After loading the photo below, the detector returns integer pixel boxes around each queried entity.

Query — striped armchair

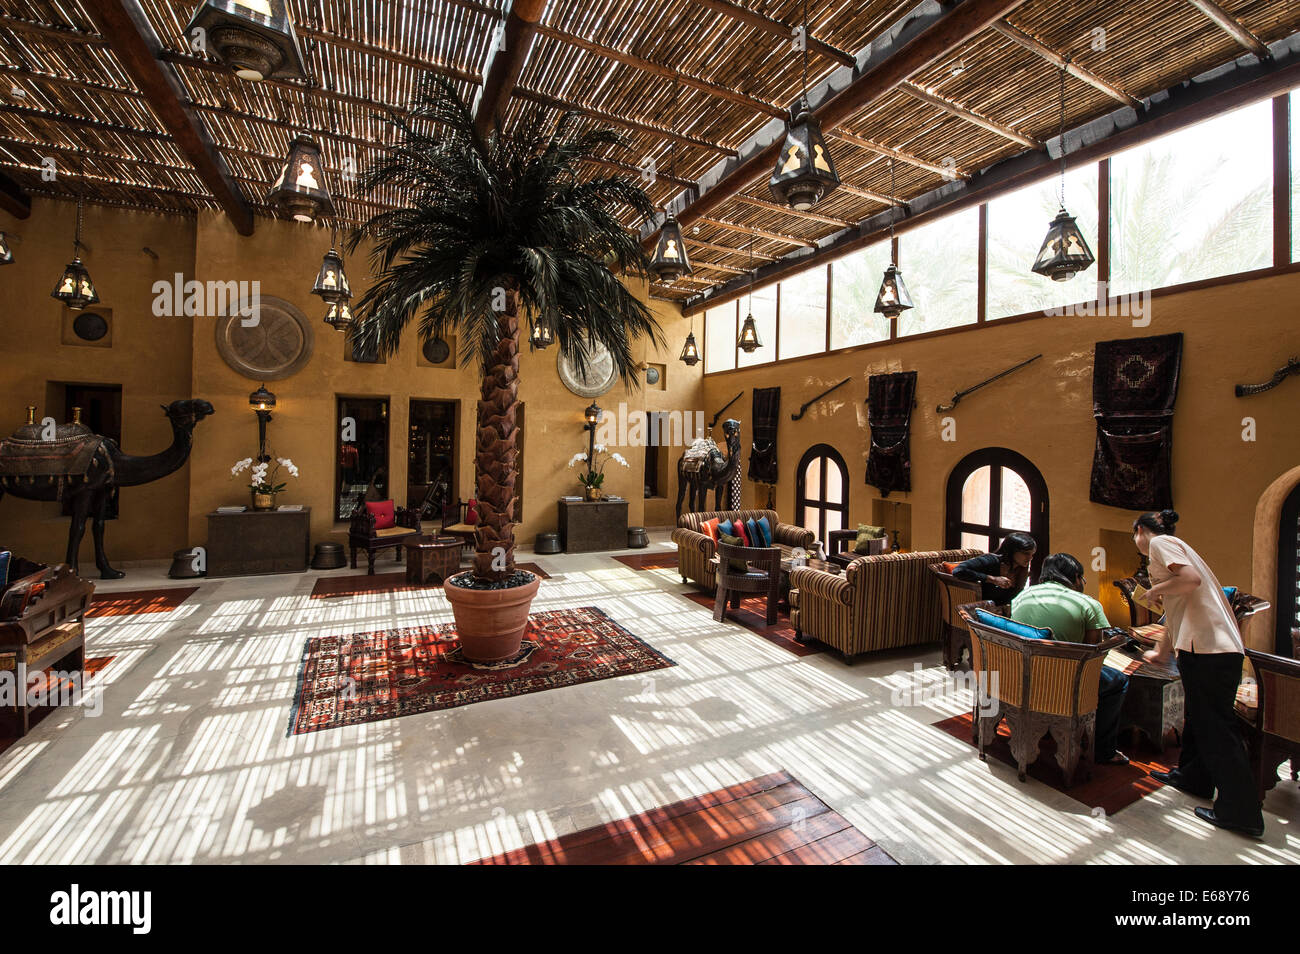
[671,510,814,591]
[960,601,1122,788]
[788,548,980,661]
[1242,649,1300,801]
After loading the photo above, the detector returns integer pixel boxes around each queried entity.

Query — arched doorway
[945,448,1049,579]
[1274,482,1300,656]
[796,444,849,550]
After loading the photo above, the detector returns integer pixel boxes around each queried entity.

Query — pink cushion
[365,500,396,530]
[733,521,749,547]
[466,499,479,525]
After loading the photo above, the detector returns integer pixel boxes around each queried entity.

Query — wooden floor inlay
[472,770,897,865]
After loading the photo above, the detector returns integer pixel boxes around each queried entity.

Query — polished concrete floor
[0,533,1295,865]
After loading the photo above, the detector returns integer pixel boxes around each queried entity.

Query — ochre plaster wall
[702,269,1300,636]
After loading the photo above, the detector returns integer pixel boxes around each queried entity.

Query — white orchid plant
[567,443,628,490]
[231,455,300,495]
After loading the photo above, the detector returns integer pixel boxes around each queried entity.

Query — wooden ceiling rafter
[686,236,779,261]
[474,0,548,135]
[1185,0,1272,58]
[989,20,1140,107]
[897,81,1041,148]
[730,193,854,228]
[691,0,856,68]
[696,216,818,248]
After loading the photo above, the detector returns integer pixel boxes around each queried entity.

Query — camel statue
[0,399,215,579]
[675,418,742,518]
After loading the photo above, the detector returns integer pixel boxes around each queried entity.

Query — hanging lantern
[184,0,307,82]
[770,95,839,211]
[311,245,350,303]
[874,264,913,319]
[267,134,334,223]
[1032,208,1095,282]
[323,300,353,331]
[51,198,98,311]
[1032,59,1094,283]
[679,329,700,366]
[650,213,692,282]
[529,317,554,350]
[737,312,763,353]
[0,232,13,265]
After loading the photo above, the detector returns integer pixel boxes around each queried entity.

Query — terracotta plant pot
[443,572,542,663]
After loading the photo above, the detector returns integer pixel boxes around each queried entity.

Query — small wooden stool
[405,535,464,585]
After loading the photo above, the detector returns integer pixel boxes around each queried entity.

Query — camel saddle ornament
[0,429,111,499]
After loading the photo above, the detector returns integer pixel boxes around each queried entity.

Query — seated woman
[954,532,1036,604]
[1010,552,1129,766]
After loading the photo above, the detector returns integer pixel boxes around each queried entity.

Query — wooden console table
[206,508,311,576]
[557,499,629,553]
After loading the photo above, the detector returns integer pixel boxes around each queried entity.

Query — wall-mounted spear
[936,354,1041,413]
[792,377,851,420]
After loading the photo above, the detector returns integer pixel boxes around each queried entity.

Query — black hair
[1134,509,1179,535]
[1039,553,1085,590]
[994,532,1037,561]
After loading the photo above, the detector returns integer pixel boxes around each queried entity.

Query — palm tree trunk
[472,290,521,581]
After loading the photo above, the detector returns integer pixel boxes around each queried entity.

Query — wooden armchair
[1114,577,1270,643]
[347,495,421,575]
[713,541,781,626]
[960,601,1122,788]
[828,529,887,569]
[1242,649,1300,801]
[929,563,983,672]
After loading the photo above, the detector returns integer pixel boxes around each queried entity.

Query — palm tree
[349,75,663,583]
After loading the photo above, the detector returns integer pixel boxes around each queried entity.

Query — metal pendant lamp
[769,0,839,211]
[51,196,99,311]
[737,234,763,353]
[874,159,913,319]
[1032,59,1095,282]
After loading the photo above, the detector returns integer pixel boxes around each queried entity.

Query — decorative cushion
[717,519,734,538]
[974,607,1051,641]
[0,550,9,590]
[941,562,960,574]
[701,518,721,544]
[1222,586,1238,603]
[365,500,396,530]
[718,533,748,572]
[854,525,887,554]
[466,498,479,525]
[733,521,749,547]
[755,516,773,547]
[745,519,764,548]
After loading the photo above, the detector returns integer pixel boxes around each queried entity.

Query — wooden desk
[557,499,628,553]
[206,507,311,576]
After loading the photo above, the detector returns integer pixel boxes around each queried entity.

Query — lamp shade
[267,134,334,223]
[650,213,692,282]
[0,232,12,265]
[769,96,839,211]
[1032,208,1095,282]
[311,246,350,303]
[248,384,277,411]
[323,300,353,331]
[679,330,700,366]
[51,257,99,311]
[873,264,913,319]
[737,312,762,353]
[529,318,554,350]
[584,402,603,425]
[185,0,307,82]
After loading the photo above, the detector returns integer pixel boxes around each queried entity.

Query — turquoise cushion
[0,551,9,590]
[717,519,734,538]
[755,516,773,547]
[1222,586,1238,602]
[975,607,1051,641]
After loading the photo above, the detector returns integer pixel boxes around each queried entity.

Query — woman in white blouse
[1133,510,1263,838]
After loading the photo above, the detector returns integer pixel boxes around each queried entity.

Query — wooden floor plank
[836,845,901,865]
[685,811,855,865]
[760,826,881,865]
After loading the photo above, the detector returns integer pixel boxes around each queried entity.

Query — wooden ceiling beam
[990,20,1141,108]
[692,0,856,67]
[1185,0,1272,59]
[686,237,779,261]
[514,87,738,156]
[898,81,1041,148]
[295,27,482,86]
[81,0,253,235]
[0,168,31,218]
[0,15,105,45]
[697,216,818,248]
[828,129,968,178]
[731,193,853,228]
[474,0,547,135]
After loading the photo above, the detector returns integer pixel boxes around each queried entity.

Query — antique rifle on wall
[935,354,1042,413]
[709,392,744,430]
[1235,357,1300,397]
[792,377,851,420]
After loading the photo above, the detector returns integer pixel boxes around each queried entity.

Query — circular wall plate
[72,311,108,341]
[645,366,661,386]
[422,336,450,364]
[557,339,619,398]
[213,295,314,381]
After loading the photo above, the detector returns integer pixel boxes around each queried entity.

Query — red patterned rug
[932,712,1180,815]
[683,592,821,658]
[289,607,674,734]
[611,552,680,571]
[0,656,116,756]
[310,563,551,599]
[88,588,198,617]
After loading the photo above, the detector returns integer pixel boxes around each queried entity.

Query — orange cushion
[942,562,959,574]
[365,499,396,530]
[701,518,721,543]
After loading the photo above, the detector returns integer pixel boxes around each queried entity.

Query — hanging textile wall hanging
[1089,332,1183,510]
[866,371,917,497]
[747,386,781,485]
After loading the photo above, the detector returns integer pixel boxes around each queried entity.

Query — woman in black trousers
[1134,510,1264,838]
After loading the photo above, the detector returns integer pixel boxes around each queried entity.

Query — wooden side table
[405,535,464,585]
[206,508,311,576]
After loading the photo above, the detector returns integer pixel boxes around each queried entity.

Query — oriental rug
[932,711,1180,815]
[472,770,896,865]
[87,588,198,617]
[310,563,550,599]
[288,606,674,734]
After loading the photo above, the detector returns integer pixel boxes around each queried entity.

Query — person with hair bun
[1133,509,1264,838]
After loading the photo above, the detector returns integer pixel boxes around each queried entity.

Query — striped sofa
[672,509,815,591]
[789,547,981,661]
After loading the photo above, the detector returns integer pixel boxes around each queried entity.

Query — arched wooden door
[1275,481,1300,656]
[796,444,849,550]
[945,448,1049,579]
